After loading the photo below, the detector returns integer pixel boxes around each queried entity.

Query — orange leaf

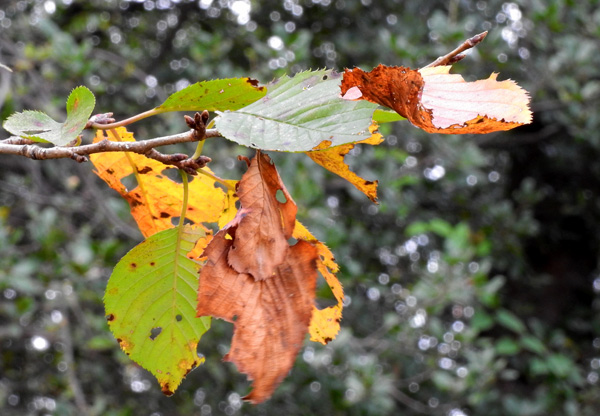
[307,124,383,203]
[341,64,532,134]
[197,233,317,403]
[90,127,227,237]
[226,152,296,280]
[293,221,344,344]
[197,151,319,403]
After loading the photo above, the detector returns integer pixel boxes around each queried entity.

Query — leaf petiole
[178,169,189,228]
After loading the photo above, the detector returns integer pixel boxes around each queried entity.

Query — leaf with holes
[105,225,210,395]
[3,86,95,145]
[197,151,319,403]
[215,69,379,152]
[156,78,266,113]
[90,127,227,237]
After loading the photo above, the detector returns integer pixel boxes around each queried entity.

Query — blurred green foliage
[1,0,600,415]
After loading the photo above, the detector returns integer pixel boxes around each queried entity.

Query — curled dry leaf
[341,64,532,134]
[197,151,319,403]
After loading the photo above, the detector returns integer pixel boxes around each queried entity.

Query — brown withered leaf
[227,152,296,280]
[341,64,532,134]
[197,151,319,403]
[197,232,317,403]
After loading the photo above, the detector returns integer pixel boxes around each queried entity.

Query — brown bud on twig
[184,110,210,141]
[86,113,116,128]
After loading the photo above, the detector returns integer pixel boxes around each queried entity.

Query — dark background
[1,0,599,415]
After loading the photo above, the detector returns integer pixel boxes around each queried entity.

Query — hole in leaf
[275,189,287,203]
[149,327,162,340]
[176,315,182,322]
[314,272,337,310]
[204,222,220,233]
[171,216,196,226]
[161,168,194,183]
[235,200,241,210]
[120,173,137,191]
[214,182,228,193]
[288,237,298,245]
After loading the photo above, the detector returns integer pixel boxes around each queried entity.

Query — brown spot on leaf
[161,383,174,396]
[160,212,170,218]
[108,287,118,295]
[137,166,153,174]
[106,314,115,322]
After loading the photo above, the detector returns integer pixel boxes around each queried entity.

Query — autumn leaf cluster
[2,35,531,402]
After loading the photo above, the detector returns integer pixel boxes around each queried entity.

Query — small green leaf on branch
[3,86,95,145]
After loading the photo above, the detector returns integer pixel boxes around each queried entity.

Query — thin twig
[422,31,488,68]
[60,302,91,415]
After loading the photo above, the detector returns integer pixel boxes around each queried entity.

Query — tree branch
[0,128,221,173]
[422,31,488,68]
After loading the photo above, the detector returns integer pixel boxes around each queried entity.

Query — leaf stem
[197,168,236,191]
[191,139,205,160]
[91,108,162,130]
[178,169,189,228]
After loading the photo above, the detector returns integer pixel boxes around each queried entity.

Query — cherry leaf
[215,69,378,152]
[105,225,211,396]
[197,151,319,403]
[341,64,532,134]
[293,221,344,344]
[3,86,95,145]
[306,124,383,202]
[155,78,266,113]
[90,127,227,237]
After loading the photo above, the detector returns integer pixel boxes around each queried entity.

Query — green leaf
[156,78,266,113]
[373,108,405,124]
[546,354,574,378]
[496,309,526,334]
[471,309,494,332]
[215,69,378,152]
[495,337,521,355]
[3,86,95,145]
[520,335,547,355]
[104,225,210,395]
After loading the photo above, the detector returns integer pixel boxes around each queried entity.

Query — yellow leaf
[306,124,383,203]
[90,127,227,237]
[293,221,344,344]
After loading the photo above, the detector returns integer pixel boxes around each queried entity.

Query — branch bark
[0,129,221,172]
[422,31,488,68]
